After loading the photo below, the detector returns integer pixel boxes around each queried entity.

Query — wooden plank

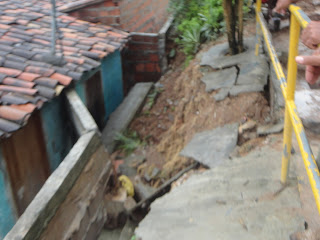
[1,112,50,216]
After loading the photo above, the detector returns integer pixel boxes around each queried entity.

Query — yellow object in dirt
[118,175,134,197]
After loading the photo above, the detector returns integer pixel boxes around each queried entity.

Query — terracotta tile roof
[0,0,129,138]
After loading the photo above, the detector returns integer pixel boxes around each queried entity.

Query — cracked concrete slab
[201,67,237,92]
[180,123,239,168]
[136,145,304,240]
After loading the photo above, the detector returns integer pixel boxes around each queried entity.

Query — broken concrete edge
[63,160,112,240]
[158,16,173,74]
[129,162,199,215]
[66,89,99,136]
[4,131,102,240]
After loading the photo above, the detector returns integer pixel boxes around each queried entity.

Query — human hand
[301,21,320,49]
[296,49,320,84]
[273,0,292,15]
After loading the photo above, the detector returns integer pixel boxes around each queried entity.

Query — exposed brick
[135,63,144,72]
[149,54,159,62]
[145,63,155,72]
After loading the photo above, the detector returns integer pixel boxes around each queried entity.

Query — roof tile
[0,85,38,95]
[10,103,37,113]
[25,66,55,77]
[34,77,58,88]
[0,118,21,133]
[3,77,35,88]
[18,72,41,82]
[0,67,22,77]
[0,106,30,124]
[0,0,129,137]
[49,72,72,85]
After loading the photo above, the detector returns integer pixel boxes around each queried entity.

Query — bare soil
[128,18,272,183]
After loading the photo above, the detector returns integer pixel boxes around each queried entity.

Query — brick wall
[67,0,169,33]
[122,33,162,89]
[66,0,171,91]
[69,1,121,28]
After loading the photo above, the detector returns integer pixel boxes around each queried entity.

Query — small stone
[243,132,257,140]
[168,114,174,122]
[124,197,136,212]
[134,176,156,200]
[239,120,257,134]
[155,82,164,89]
[166,99,173,105]
[257,122,284,136]
[144,167,160,182]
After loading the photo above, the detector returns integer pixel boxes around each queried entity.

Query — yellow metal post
[255,0,262,56]
[281,14,300,184]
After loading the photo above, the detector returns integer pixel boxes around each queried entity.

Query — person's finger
[305,39,317,49]
[295,55,320,66]
[305,65,320,84]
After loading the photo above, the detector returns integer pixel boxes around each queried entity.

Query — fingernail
[296,56,304,64]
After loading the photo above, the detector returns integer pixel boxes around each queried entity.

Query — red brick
[145,63,155,72]
[103,1,117,7]
[156,64,161,73]
[149,54,159,62]
[135,63,144,72]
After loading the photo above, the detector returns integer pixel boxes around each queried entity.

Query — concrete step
[135,145,305,240]
[102,82,153,153]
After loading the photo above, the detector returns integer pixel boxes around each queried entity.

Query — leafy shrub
[115,131,145,155]
[170,0,249,60]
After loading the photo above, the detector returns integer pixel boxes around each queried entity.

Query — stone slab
[201,67,237,92]
[214,87,230,101]
[102,82,153,153]
[257,122,284,136]
[180,123,239,168]
[229,84,265,96]
[135,146,305,240]
[200,37,256,69]
[295,89,320,134]
[237,57,269,86]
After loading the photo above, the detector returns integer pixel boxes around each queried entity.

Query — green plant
[169,0,250,62]
[115,131,145,155]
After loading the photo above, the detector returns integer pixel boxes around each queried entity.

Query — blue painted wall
[75,81,87,105]
[101,50,124,120]
[0,150,15,239]
[41,97,75,172]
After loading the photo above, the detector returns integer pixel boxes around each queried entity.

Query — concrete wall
[0,150,15,239]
